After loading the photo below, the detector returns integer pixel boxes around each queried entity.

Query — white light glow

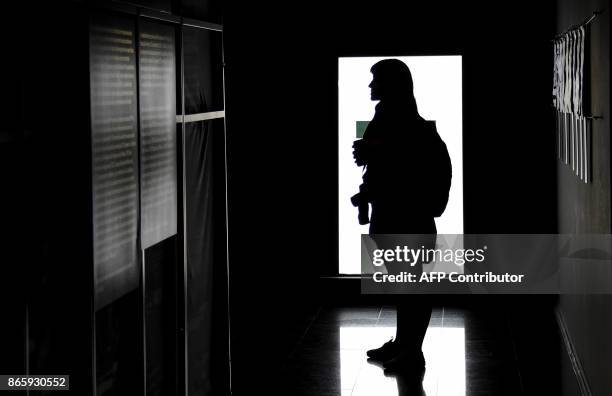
[339,56,464,274]
[340,324,465,396]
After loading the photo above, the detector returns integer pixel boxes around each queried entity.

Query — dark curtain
[185,121,215,396]
[184,118,230,396]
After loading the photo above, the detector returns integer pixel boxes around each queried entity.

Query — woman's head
[369,59,415,102]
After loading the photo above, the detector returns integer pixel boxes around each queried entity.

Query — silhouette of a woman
[353,59,451,372]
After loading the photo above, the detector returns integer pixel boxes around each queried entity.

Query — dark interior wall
[0,2,95,392]
[223,0,558,392]
[557,1,610,233]
[555,0,611,394]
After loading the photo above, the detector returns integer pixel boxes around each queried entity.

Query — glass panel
[145,237,178,396]
[90,12,143,396]
[180,0,222,25]
[96,291,143,395]
[116,0,172,13]
[183,27,224,114]
[139,21,178,249]
[90,13,139,308]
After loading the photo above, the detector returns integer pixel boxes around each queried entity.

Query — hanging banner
[552,24,590,183]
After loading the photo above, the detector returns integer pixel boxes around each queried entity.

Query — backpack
[426,121,452,218]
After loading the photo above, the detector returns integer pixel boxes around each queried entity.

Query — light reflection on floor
[340,318,465,396]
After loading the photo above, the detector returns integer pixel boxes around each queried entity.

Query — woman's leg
[395,297,432,352]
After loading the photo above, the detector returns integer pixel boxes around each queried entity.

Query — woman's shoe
[366,338,399,361]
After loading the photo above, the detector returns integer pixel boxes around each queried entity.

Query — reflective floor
[280,306,523,395]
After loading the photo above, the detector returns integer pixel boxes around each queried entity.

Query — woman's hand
[353,139,369,166]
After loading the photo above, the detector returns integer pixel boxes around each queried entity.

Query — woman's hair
[370,59,419,116]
